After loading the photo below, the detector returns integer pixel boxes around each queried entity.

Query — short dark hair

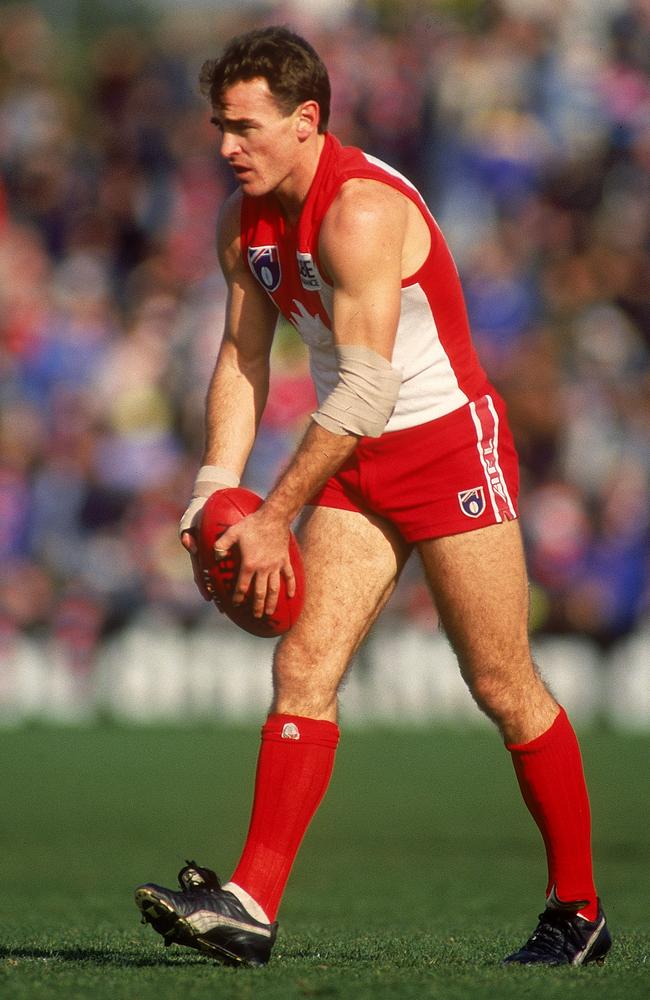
[199,26,331,133]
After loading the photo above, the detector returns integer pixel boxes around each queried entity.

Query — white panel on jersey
[295,281,468,430]
[385,283,468,430]
[362,152,419,193]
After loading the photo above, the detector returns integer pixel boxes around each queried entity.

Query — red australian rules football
[197,487,305,638]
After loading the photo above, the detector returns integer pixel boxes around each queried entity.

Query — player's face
[212,78,305,198]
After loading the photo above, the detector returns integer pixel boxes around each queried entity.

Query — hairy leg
[225,506,409,918]
[272,505,411,721]
[417,519,557,744]
[419,520,600,915]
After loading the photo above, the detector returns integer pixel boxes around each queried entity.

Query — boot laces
[526,909,583,959]
[177,859,222,894]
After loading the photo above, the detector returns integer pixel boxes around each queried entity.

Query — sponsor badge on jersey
[248,245,281,292]
[458,487,486,518]
[296,251,321,291]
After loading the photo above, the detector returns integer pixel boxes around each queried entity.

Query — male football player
[134,26,611,968]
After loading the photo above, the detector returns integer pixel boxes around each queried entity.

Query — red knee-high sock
[507,706,598,920]
[229,713,339,921]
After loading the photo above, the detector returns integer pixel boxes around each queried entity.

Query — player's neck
[274,133,326,226]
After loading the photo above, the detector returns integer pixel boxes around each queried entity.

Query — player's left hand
[214,506,297,618]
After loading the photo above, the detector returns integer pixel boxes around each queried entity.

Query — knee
[464,658,554,733]
[464,655,539,717]
[467,667,511,719]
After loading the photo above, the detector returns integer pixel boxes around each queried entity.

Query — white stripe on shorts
[469,395,517,523]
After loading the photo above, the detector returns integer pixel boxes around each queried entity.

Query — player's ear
[296,100,319,139]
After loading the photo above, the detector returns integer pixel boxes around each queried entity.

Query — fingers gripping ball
[197,487,305,638]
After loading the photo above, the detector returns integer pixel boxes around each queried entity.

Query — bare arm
[203,190,278,470]
[218,180,407,616]
[181,190,278,595]
[263,180,405,515]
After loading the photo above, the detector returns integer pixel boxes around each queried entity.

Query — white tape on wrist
[312,344,402,438]
[194,465,241,496]
[179,464,240,536]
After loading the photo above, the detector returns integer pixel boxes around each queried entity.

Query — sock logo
[281,722,300,740]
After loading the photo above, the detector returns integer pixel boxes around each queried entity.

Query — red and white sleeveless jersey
[240,132,491,431]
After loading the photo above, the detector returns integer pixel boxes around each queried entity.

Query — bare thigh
[273,506,411,721]
[417,519,558,743]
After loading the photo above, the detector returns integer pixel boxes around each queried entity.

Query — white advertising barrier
[1,617,649,729]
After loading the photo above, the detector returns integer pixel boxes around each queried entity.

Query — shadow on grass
[0,944,210,968]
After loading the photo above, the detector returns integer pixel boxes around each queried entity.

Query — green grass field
[1,724,648,999]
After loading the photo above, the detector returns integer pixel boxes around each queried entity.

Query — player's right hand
[214,505,296,619]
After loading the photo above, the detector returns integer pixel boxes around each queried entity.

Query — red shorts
[309,393,519,542]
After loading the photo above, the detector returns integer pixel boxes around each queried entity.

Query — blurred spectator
[0,0,648,660]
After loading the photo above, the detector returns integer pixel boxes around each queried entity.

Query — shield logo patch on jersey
[248,245,281,292]
[458,487,486,518]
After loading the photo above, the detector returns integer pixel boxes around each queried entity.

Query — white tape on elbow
[179,464,240,536]
[312,344,402,438]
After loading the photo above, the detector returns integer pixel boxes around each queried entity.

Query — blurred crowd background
[0,0,649,718]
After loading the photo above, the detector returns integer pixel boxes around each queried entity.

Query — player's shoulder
[216,189,244,274]
[320,177,408,251]
[330,176,407,220]
[217,188,243,245]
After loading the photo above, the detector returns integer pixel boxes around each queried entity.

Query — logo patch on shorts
[248,245,281,292]
[458,487,486,518]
